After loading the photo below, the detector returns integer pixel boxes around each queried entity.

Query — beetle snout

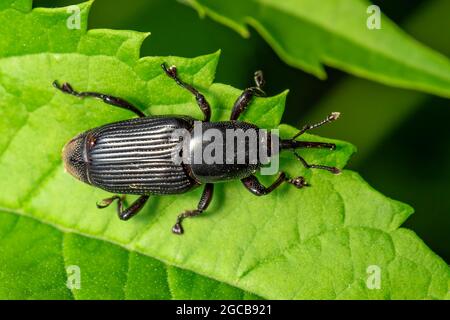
[62,133,90,184]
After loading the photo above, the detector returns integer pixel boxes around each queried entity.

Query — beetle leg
[97,195,150,220]
[230,70,266,121]
[97,195,125,209]
[172,183,214,235]
[53,81,146,117]
[242,173,311,197]
[117,195,150,220]
[287,176,310,188]
[241,172,287,196]
[161,63,211,122]
[293,151,341,174]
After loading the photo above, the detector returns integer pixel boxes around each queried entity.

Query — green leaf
[0,0,448,299]
[0,210,259,299]
[183,0,450,99]
[303,0,450,165]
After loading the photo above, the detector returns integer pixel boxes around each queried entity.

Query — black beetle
[54,64,340,234]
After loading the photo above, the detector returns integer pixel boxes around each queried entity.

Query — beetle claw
[288,176,309,189]
[331,167,342,175]
[161,63,178,79]
[172,222,184,235]
[97,198,114,209]
[53,80,75,94]
[169,65,177,73]
[61,82,74,93]
[96,195,125,209]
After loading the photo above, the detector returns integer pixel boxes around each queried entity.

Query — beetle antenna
[292,112,340,140]
[279,112,341,174]
[280,112,341,151]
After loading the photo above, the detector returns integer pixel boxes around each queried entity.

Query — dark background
[35,0,450,263]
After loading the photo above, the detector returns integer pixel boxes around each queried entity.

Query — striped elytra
[65,116,199,195]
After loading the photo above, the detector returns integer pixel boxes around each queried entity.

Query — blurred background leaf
[183,0,450,99]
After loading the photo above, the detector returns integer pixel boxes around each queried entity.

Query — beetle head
[62,132,91,184]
